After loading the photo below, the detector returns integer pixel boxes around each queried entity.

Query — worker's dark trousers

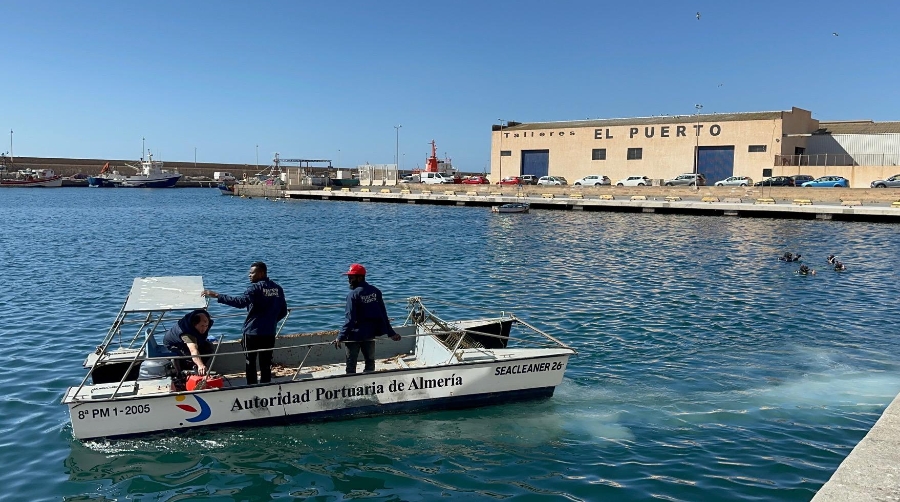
[345,340,376,374]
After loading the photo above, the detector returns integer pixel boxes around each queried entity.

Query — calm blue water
[1,188,899,501]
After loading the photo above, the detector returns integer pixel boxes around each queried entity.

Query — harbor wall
[5,156,271,180]
[236,183,900,205]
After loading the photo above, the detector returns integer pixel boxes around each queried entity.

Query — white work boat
[62,276,575,440]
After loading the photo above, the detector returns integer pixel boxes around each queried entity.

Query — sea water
[1,188,898,501]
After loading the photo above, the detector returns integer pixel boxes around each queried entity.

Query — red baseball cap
[342,263,367,276]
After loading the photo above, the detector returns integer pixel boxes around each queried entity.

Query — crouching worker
[333,263,402,374]
[163,309,214,376]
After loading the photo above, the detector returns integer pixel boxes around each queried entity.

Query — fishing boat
[61,276,575,440]
[217,183,234,195]
[0,167,63,187]
[87,163,116,187]
[89,152,182,188]
[491,202,530,214]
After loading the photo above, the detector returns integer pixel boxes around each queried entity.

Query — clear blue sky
[3,1,898,172]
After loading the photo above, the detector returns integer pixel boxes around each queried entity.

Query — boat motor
[137,358,177,380]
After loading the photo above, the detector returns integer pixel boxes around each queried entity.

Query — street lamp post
[194,147,197,170]
[9,129,12,163]
[256,145,259,171]
[497,119,507,185]
[694,104,703,191]
[394,124,402,173]
[141,137,145,160]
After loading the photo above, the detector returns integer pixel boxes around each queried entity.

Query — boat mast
[9,129,12,164]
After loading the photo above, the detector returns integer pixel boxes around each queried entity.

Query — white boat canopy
[122,276,207,313]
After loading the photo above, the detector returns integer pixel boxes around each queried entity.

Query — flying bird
[832,32,839,36]
[718,83,723,87]
[696,11,701,20]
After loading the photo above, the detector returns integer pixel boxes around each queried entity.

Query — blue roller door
[698,146,734,184]
[521,150,549,178]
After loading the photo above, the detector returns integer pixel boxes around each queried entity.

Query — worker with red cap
[334,263,401,373]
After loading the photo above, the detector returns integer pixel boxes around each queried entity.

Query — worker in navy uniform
[163,309,214,376]
[202,261,287,385]
[334,263,401,374]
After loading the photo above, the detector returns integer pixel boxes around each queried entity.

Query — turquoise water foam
[1,188,898,501]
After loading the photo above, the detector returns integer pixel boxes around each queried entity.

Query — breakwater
[234,184,900,223]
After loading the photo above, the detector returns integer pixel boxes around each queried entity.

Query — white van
[214,172,236,182]
[419,172,452,185]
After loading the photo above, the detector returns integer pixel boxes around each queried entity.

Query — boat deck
[220,352,424,387]
[67,351,424,401]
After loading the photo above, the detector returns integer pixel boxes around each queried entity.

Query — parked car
[791,174,814,185]
[714,176,753,186]
[573,175,611,186]
[801,176,849,188]
[664,173,707,186]
[870,174,900,188]
[537,176,568,185]
[519,174,539,185]
[462,176,490,184]
[419,172,454,184]
[754,176,795,187]
[615,176,652,186]
[498,176,522,185]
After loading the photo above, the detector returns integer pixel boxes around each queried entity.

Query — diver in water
[798,264,816,275]
[834,261,847,271]
[827,254,836,265]
[780,252,801,262]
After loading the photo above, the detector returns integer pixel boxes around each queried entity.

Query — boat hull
[115,175,181,188]
[0,176,63,187]
[66,351,571,440]
[87,177,115,187]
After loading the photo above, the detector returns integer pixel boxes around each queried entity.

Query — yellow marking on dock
[755,198,776,204]
[630,195,647,201]
[793,199,812,206]
[840,200,862,207]
[702,196,720,203]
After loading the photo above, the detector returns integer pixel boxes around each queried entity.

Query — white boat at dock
[492,202,530,213]
[62,276,575,440]
[0,167,63,187]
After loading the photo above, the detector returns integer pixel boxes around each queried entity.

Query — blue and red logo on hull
[175,394,211,422]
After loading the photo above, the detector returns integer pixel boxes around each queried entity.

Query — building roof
[816,121,900,135]
[497,111,786,131]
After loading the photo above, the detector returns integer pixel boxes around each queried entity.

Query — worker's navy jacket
[217,279,287,336]
[163,309,214,353]
[338,280,397,342]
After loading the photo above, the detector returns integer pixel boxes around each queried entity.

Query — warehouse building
[490,107,900,187]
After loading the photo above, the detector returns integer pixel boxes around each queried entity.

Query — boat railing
[71,298,571,403]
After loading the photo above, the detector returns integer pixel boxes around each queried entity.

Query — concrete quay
[235,185,900,223]
[812,392,900,501]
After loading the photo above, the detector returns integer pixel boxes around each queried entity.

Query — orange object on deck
[186,375,224,391]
